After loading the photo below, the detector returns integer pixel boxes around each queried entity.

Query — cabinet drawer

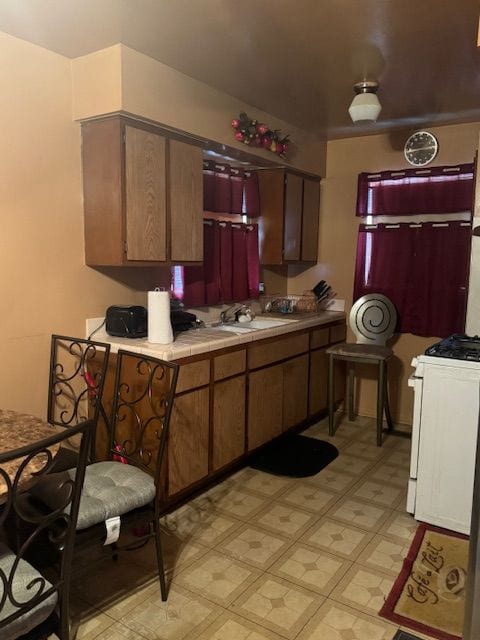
[176,359,210,393]
[214,350,246,381]
[329,323,347,344]
[310,327,329,350]
[249,332,309,369]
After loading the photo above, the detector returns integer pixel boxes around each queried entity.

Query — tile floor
[61,416,438,640]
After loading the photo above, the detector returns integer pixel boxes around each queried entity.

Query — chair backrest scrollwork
[0,419,92,638]
[108,350,179,487]
[349,294,397,346]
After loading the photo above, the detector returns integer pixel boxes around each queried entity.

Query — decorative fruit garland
[231,112,290,158]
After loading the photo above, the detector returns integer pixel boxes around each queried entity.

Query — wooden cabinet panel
[125,126,167,261]
[248,364,283,450]
[330,324,347,344]
[283,354,309,430]
[301,178,320,262]
[214,350,246,381]
[175,359,210,393]
[311,327,329,350]
[82,117,124,266]
[249,332,309,369]
[168,387,209,496]
[169,140,203,262]
[212,376,246,471]
[283,173,303,261]
[257,170,285,265]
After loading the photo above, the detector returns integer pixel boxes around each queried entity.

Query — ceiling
[1,0,480,139]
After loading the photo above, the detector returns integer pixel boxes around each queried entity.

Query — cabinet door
[283,354,309,430]
[168,387,209,496]
[301,178,320,262]
[169,140,203,262]
[125,125,167,261]
[213,375,246,471]
[283,173,303,261]
[248,364,284,450]
[257,170,285,265]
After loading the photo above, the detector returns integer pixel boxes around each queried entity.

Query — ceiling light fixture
[348,80,382,123]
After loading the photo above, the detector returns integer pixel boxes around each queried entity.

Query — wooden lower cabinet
[168,387,209,496]
[248,363,284,450]
[212,375,246,471]
[283,354,309,430]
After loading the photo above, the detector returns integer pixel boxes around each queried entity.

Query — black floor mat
[249,435,339,477]
[392,631,423,640]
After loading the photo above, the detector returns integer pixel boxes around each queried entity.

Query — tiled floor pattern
[62,416,440,640]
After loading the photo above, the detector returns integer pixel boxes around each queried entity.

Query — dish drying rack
[260,291,333,314]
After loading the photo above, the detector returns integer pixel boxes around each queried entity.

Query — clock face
[404,131,439,166]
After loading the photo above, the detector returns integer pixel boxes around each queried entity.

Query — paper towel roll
[148,289,174,344]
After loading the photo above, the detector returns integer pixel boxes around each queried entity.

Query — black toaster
[106,306,148,338]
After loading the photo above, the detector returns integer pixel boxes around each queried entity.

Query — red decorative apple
[231,118,240,129]
[261,135,272,149]
[234,131,245,142]
[276,142,284,155]
[256,123,268,135]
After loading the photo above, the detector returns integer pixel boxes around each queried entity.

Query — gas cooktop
[425,334,480,361]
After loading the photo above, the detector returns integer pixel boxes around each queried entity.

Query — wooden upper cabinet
[82,116,203,266]
[125,126,166,262]
[169,140,203,262]
[301,178,320,262]
[258,168,320,265]
[283,173,303,261]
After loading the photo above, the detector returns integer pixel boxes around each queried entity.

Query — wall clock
[404,131,439,167]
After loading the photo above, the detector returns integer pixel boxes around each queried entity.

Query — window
[354,164,474,337]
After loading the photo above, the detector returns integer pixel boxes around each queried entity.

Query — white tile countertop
[86,310,345,362]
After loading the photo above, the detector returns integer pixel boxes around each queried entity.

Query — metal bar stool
[327,294,397,446]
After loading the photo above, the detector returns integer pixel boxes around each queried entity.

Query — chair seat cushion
[326,342,393,360]
[0,542,57,640]
[76,461,156,530]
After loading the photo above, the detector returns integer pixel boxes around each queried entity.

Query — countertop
[89,310,345,362]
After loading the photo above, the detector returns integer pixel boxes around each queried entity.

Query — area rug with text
[380,523,469,640]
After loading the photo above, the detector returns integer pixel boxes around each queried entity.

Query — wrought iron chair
[36,350,179,601]
[48,335,111,463]
[0,419,92,640]
[327,294,397,446]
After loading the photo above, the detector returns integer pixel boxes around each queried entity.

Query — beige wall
[288,121,480,424]
[0,32,145,417]
[72,45,327,176]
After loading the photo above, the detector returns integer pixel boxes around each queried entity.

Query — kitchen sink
[210,316,298,334]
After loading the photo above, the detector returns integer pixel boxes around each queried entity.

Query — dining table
[0,409,62,500]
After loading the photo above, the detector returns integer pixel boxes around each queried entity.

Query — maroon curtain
[182,220,259,306]
[356,164,474,216]
[203,160,216,212]
[246,224,260,298]
[354,222,471,337]
[230,168,245,214]
[204,221,221,305]
[219,222,233,301]
[232,225,249,301]
[202,164,260,216]
[214,163,232,213]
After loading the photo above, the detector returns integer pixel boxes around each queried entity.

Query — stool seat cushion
[30,461,156,531]
[0,541,57,640]
[326,342,393,360]
[75,461,156,530]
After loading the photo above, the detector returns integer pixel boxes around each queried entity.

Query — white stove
[408,337,480,534]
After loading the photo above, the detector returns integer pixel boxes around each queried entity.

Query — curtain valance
[356,163,475,217]
[203,160,260,217]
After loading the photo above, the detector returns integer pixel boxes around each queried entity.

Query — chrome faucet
[220,304,249,324]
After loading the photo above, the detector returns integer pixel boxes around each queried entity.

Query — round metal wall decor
[350,294,397,345]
